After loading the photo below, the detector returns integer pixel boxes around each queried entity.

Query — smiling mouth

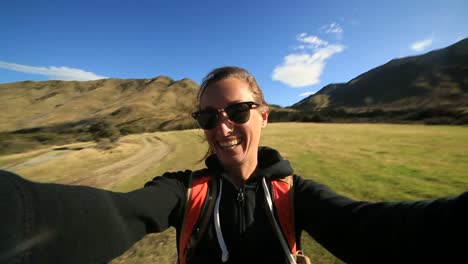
[218,138,243,149]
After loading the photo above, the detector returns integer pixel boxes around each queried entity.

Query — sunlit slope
[0,77,199,132]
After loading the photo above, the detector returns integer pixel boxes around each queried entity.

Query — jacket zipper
[237,188,245,234]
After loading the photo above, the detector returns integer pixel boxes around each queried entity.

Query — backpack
[178,170,310,264]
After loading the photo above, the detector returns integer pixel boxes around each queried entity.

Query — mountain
[0,76,199,134]
[289,38,468,124]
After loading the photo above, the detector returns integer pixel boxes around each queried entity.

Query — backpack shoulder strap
[270,176,312,264]
[270,175,297,254]
[178,170,217,264]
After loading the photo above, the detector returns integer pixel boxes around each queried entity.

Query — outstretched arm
[295,176,468,263]
[0,170,186,264]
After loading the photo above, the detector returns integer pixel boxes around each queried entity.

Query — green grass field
[261,123,468,263]
[2,123,467,263]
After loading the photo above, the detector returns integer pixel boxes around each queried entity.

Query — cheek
[248,114,264,133]
[204,130,216,146]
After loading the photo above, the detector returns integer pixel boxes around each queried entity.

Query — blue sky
[1,0,467,106]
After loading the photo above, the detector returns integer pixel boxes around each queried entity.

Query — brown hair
[197,66,269,160]
[197,66,269,112]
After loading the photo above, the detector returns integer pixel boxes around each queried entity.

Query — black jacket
[1,146,467,264]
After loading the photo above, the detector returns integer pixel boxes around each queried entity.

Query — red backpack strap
[178,171,216,264]
[271,175,297,254]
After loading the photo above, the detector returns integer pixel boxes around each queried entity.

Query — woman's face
[200,78,268,169]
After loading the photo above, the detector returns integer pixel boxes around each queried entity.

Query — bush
[89,120,120,142]
[119,125,146,135]
[302,114,328,122]
[32,133,56,143]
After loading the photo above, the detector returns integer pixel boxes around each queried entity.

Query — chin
[216,145,256,168]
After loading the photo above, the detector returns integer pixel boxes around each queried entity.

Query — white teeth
[219,138,241,148]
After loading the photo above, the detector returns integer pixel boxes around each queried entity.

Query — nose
[217,111,233,135]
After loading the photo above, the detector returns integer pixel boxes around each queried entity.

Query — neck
[225,159,258,187]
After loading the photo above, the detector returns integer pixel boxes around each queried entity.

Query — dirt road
[66,134,170,188]
[1,133,171,189]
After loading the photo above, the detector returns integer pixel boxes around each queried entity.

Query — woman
[1,66,467,264]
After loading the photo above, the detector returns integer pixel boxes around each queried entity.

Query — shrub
[89,120,120,142]
[32,133,56,143]
[119,125,146,135]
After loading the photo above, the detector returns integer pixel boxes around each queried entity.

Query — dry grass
[0,77,198,133]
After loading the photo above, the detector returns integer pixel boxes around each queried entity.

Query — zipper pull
[237,188,245,205]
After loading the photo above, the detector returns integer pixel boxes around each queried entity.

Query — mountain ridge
[292,38,468,111]
[277,38,467,124]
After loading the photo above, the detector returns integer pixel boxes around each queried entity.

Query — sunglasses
[192,101,260,130]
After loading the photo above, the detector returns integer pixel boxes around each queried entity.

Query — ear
[261,111,269,128]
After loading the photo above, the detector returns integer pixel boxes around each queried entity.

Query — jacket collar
[205,146,294,183]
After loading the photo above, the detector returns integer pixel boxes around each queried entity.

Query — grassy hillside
[0,77,199,134]
[1,123,467,263]
[0,76,200,155]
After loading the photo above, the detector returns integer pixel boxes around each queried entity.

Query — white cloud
[272,34,345,87]
[0,61,107,81]
[410,37,433,52]
[321,22,344,39]
[296,45,307,50]
[297,33,328,47]
[299,91,315,97]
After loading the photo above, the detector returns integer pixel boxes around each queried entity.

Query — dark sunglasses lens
[225,103,251,124]
[197,111,218,129]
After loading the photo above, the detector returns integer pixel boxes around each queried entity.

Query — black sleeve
[294,175,468,263]
[0,169,187,264]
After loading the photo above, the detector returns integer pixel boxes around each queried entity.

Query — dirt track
[65,134,170,188]
[1,133,171,189]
